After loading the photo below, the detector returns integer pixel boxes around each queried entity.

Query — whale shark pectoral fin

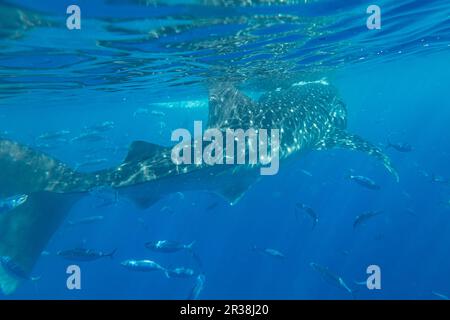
[318,130,399,182]
[216,184,249,206]
[123,192,162,209]
[212,167,261,205]
[0,191,83,295]
[124,141,169,163]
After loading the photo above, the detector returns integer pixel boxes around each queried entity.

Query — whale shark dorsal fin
[318,129,399,182]
[124,141,168,163]
[208,84,256,129]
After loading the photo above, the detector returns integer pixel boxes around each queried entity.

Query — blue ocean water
[0,0,449,299]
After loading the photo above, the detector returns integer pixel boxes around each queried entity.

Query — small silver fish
[300,169,313,177]
[295,203,318,229]
[353,210,383,229]
[57,248,116,261]
[252,246,285,259]
[85,121,114,133]
[0,194,28,215]
[165,267,195,278]
[67,215,105,226]
[121,259,165,272]
[310,262,354,298]
[133,108,149,117]
[150,110,166,117]
[188,274,206,300]
[386,141,413,153]
[37,130,71,141]
[349,175,380,190]
[432,291,449,300]
[145,240,195,253]
[71,132,105,143]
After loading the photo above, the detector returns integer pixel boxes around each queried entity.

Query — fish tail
[353,280,367,286]
[344,169,354,181]
[186,241,196,251]
[106,248,117,259]
[348,282,361,300]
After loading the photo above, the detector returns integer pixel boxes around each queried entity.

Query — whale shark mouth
[0,83,398,295]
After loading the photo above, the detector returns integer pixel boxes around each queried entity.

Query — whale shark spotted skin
[0,82,397,294]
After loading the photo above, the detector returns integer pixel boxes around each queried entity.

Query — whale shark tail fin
[319,130,399,182]
[0,191,82,295]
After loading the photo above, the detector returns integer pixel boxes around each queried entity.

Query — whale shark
[0,82,397,294]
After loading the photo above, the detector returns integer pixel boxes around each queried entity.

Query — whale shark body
[0,82,397,294]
